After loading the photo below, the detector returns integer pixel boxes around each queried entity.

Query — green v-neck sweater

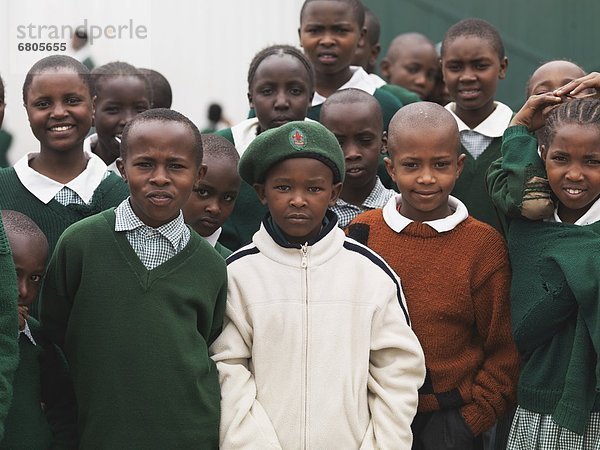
[0,168,129,257]
[452,138,503,231]
[41,209,227,449]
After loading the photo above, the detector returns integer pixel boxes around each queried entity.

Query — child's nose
[150,166,170,185]
[18,279,28,301]
[205,199,221,215]
[50,103,68,118]
[274,91,289,109]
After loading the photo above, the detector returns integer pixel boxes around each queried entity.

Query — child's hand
[18,305,29,331]
[510,93,562,131]
[554,72,600,99]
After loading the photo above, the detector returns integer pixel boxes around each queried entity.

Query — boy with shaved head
[348,102,519,450]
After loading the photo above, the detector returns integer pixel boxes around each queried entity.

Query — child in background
[211,120,425,449]
[298,0,403,130]
[489,95,600,448]
[41,109,227,448]
[351,7,421,106]
[487,61,589,223]
[0,76,12,168]
[182,134,241,258]
[138,68,173,109]
[88,61,152,173]
[0,55,129,259]
[1,210,76,450]
[348,102,519,450]
[320,88,395,227]
[217,44,315,250]
[380,32,439,101]
[441,18,510,231]
[0,215,18,443]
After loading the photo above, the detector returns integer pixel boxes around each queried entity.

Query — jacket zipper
[300,243,309,449]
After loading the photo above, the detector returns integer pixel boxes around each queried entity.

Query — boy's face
[94,76,150,161]
[9,231,47,328]
[182,155,241,237]
[441,36,507,121]
[254,157,342,244]
[381,42,438,99]
[386,127,464,222]
[117,121,205,228]
[299,0,365,77]
[320,101,383,195]
[249,54,313,132]
[541,123,600,224]
[25,71,93,154]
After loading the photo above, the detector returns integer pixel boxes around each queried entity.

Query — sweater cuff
[460,402,495,437]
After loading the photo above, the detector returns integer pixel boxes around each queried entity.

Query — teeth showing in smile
[565,188,583,195]
[50,125,73,131]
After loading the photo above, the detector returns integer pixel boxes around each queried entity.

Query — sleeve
[360,274,426,449]
[209,283,281,449]
[459,243,520,436]
[0,228,19,442]
[39,336,78,449]
[486,125,551,219]
[207,275,228,347]
[39,235,75,350]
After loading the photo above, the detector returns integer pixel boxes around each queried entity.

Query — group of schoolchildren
[0,0,599,449]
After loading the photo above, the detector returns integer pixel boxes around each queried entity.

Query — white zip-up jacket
[210,213,425,449]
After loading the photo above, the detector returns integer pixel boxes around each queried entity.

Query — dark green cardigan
[41,209,227,448]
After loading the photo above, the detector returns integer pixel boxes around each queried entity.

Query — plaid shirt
[114,198,190,270]
[331,177,396,228]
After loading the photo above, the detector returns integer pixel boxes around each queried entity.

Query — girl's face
[542,123,600,223]
[94,76,150,161]
[25,70,93,154]
[249,54,313,132]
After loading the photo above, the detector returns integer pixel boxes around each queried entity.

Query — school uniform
[348,195,519,449]
[331,176,396,228]
[0,149,129,256]
[40,200,227,449]
[446,101,513,231]
[83,134,121,177]
[202,227,232,259]
[1,318,77,450]
[211,211,425,449]
[0,218,18,442]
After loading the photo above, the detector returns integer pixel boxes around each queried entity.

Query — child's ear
[116,158,127,182]
[329,182,343,206]
[195,163,207,188]
[253,183,268,205]
[456,153,466,179]
[356,26,367,50]
[540,145,548,163]
[381,131,388,154]
[499,56,509,80]
[92,95,97,126]
[384,156,396,183]
[247,92,254,109]
[380,59,390,81]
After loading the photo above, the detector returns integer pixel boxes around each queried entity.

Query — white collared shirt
[202,227,222,248]
[445,101,513,159]
[550,196,600,226]
[368,73,387,88]
[312,66,377,106]
[382,194,469,233]
[13,149,109,205]
[20,321,36,346]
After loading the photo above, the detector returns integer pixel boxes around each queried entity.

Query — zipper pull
[300,243,308,268]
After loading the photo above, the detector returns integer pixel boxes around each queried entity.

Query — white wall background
[0,0,304,164]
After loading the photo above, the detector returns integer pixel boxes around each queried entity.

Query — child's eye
[586,159,600,165]
[402,162,418,169]
[103,106,121,114]
[307,186,323,193]
[550,155,567,162]
[444,64,462,72]
[168,163,185,169]
[30,274,42,283]
[358,135,374,144]
[65,96,82,105]
[475,62,490,70]
[134,161,152,168]
[406,65,420,74]
[223,193,237,202]
[196,188,210,197]
[333,26,351,34]
[289,87,304,96]
[260,87,274,96]
[434,161,451,169]
[34,100,50,109]
[135,105,149,113]
[274,185,290,192]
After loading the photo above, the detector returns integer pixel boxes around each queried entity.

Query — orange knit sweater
[347,210,519,436]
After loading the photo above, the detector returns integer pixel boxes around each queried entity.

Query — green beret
[239,121,345,185]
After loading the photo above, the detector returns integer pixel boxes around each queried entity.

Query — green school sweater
[452,137,503,231]
[0,168,129,257]
[508,218,600,434]
[41,209,227,449]
[379,83,421,106]
[0,218,18,443]
[1,319,76,450]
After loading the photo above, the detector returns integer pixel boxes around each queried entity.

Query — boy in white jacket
[210,120,425,449]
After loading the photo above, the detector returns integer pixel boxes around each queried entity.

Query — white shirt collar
[368,73,387,88]
[202,227,222,247]
[312,66,376,106]
[20,321,36,346]
[551,196,600,226]
[14,148,109,204]
[445,101,513,137]
[382,194,469,233]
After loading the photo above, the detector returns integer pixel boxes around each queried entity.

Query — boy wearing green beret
[210,121,425,449]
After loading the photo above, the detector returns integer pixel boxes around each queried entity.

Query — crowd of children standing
[0,0,599,449]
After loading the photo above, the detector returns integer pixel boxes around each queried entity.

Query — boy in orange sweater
[348,102,519,450]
